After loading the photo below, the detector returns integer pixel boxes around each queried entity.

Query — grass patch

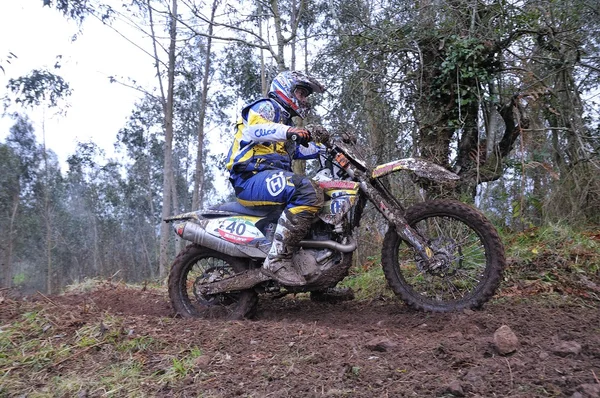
[495,225,600,301]
[340,258,395,301]
[158,346,203,383]
[0,302,200,397]
[504,224,600,271]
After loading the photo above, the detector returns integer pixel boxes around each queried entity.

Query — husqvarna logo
[266,172,286,196]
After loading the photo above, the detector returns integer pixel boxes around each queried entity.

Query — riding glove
[287,127,312,146]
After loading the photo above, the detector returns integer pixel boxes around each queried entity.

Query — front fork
[355,173,437,266]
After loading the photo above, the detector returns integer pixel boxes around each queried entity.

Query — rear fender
[164,208,244,223]
[372,158,459,183]
[164,211,203,222]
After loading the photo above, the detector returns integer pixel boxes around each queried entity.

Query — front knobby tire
[382,200,505,312]
[168,244,258,320]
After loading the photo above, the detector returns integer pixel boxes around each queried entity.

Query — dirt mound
[51,284,174,317]
[2,285,599,397]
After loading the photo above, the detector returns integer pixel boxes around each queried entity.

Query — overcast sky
[0,0,156,166]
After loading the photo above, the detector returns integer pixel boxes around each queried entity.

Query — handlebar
[305,125,358,147]
[304,126,367,172]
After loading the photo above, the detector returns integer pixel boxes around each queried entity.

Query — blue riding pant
[230,170,323,216]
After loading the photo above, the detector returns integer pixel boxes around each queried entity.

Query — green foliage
[6,68,71,110]
[117,336,157,353]
[12,273,26,287]
[5,114,41,183]
[43,0,112,23]
[432,36,495,112]
[219,43,266,101]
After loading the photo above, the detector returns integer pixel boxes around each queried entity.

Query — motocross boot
[261,211,313,286]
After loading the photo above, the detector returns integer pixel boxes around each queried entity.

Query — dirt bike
[165,131,506,319]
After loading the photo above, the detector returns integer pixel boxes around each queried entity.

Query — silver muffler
[175,221,257,258]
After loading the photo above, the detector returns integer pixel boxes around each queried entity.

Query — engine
[292,220,347,283]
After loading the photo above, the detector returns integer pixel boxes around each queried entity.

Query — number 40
[225,221,246,235]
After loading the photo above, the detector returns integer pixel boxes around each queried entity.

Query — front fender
[372,158,460,183]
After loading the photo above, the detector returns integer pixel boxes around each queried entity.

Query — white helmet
[268,71,325,119]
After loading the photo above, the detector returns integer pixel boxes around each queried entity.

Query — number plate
[206,216,264,245]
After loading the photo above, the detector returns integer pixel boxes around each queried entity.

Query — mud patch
[2,285,599,397]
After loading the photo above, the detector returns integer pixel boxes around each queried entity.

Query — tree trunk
[42,122,54,294]
[3,188,19,288]
[291,0,297,70]
[361,67,387,164]
[192,0,218,211]
[158,0,179,278]
[170,167,181,255]
[45,205,53,294]
[270,0,288,71]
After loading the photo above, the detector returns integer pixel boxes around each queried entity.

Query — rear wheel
[168,245,258,319]
[382,200,505,312]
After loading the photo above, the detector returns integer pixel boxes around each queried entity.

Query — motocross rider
[226,70,328,286]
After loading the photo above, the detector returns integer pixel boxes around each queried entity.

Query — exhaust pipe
[298,238,357,253]
[175,221,254,258]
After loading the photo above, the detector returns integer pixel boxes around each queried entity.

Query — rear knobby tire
[382,199,505,312]
[168,244,258,320]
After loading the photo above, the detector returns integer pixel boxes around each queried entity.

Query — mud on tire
[382,199,505,312]
[168,245,258,320]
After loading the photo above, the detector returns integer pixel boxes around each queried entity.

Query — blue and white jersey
[226,98,321,177]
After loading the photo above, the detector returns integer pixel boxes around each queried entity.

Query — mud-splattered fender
[371,158,460,183]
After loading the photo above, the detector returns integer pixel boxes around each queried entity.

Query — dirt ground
[2,283,599,398]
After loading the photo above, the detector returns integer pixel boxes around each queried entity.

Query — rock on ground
[493,324,519,355]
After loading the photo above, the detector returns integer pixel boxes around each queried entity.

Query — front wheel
[168,244,258,320]
[382,200,505,312]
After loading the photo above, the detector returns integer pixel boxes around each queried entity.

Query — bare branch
[147,0,167,108]
[108,76,160,102]
[179,0,273,51]
[175,15,273,53]
[85,8,167,68]
[579,62,600,74]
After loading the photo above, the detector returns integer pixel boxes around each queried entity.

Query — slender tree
[145,0,180,277]
[191,0,218,210]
